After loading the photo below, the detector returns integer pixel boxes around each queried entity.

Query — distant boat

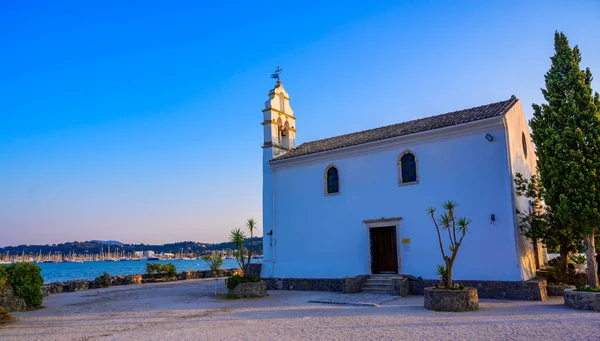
[146,257,159,261]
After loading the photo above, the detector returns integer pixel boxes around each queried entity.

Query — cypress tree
[530,32,600,287]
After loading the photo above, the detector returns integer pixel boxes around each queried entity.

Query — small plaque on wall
[401,238,411,244]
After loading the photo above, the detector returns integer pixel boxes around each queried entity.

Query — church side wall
[268,121,525,281]
[503,102,541,280]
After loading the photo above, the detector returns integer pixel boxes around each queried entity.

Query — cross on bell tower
[270,66,283,83]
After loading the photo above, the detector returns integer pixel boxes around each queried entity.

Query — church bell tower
[261,68,295,278]
[262,77,296,160]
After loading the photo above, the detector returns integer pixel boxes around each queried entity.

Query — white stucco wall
[263,114,528,281]
[503,101,543,280]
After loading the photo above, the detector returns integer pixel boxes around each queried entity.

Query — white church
[260,80,542,283]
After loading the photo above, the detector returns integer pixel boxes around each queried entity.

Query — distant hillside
[0,237,263,256]
[88,240,123,246]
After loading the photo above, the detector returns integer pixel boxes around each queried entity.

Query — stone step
[363,281,392,286]
[362,288,394,294]
[367,278,394,281]
[362,286,394,291]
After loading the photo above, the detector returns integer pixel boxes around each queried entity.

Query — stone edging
[564,289,600,312]
[264,275,369,293]
[41,268,241,296]
[407,277,548,301]
[264,275,548,301]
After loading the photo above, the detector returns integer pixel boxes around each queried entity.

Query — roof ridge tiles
[271,97,518,162]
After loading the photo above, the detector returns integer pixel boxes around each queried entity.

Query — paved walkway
[1,279,599,340]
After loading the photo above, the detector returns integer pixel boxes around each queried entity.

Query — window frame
[522,132,528,159]
[324,164,340,196]
[397,150,419,186]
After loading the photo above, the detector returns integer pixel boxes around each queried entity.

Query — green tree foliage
[246,218,257,259]
[230,228,249,277]
[225,275,261,290]
[0,238,263,259]
[3,263,44,307]
[530,32,600,287]
[145,263,176,278]
[202,251,224,276]
[427,201,472,289]
[514,173,581,274]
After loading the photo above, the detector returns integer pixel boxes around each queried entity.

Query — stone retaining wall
[264,275,369,294]
[265,275,548,300]
[41,268,240,297]
[547,285,576,297]
[265,278,345,292]
[564,289,600,312]
[407,276,548,301]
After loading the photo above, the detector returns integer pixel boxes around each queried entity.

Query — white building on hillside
[260,80,543,282]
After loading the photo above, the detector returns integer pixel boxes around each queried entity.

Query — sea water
[37,258,260,283]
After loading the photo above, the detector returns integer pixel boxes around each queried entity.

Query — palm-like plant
[427,200,472,289]
[246,218,257,260]
[230,228,248,276]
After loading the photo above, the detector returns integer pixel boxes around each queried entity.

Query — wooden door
[370,226,398,274]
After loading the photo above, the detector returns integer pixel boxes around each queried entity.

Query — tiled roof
[272,97,518,161]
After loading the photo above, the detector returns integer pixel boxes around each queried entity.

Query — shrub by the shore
[146,263,177,278]
[1,263,44,308]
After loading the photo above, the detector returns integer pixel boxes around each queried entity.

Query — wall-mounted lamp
[490,214,496,224]
[485,133,494,142]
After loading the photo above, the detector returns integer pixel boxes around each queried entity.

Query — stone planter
[564,289,600,312]
[232,281,267,298]
[424,287,479,312]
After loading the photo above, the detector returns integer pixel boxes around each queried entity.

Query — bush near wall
[0,263,44,308]
[145,263,177,278]
[226,275,261,290]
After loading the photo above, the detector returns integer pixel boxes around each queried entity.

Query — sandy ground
[1,278,600,341]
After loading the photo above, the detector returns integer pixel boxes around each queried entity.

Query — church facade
[260,81,541,282]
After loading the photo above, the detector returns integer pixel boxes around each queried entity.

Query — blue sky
[1,1,599,246]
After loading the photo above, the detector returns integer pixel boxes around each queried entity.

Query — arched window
[325,166,340,195]
[522,132,528,159]
[398,151,418,185]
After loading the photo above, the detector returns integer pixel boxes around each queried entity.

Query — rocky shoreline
[41,268,241,297]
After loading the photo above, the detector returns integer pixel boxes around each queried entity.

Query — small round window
[522,132,528,159]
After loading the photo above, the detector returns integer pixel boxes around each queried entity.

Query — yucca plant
[427,201,472,289]
[246,218,257,260]
[230,228,249,277]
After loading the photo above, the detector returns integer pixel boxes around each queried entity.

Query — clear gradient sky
[1,1,599,247]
